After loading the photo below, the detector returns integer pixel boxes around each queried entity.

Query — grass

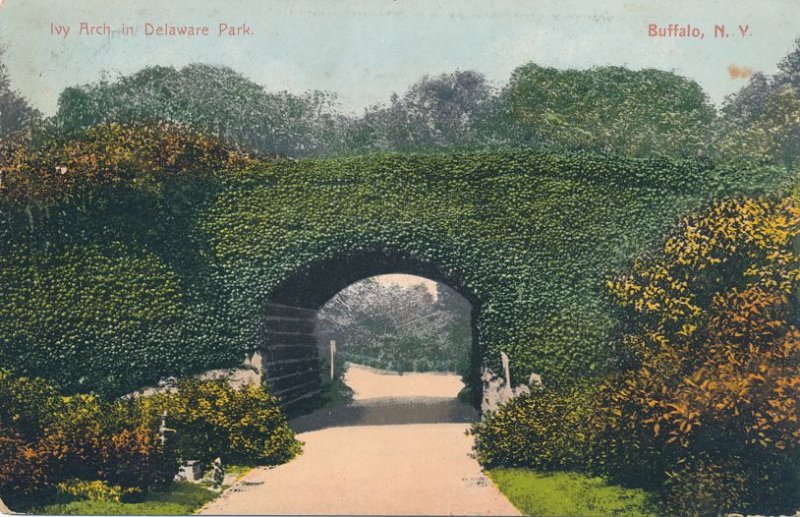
[487,468,661,516]
[24,463,256,515]
[30,481,218,515]
[220,464,253,479]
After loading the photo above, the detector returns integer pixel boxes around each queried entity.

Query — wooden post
[330,340,336,380]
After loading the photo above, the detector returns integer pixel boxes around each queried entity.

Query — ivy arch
[1,151,786,399]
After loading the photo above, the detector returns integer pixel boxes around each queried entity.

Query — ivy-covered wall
[0,152,793,399]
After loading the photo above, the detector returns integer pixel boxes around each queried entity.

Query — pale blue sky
[0,0,798,115]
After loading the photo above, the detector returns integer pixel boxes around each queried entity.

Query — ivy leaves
[0,149,793,397]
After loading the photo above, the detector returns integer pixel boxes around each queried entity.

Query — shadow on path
[290,397,478,433]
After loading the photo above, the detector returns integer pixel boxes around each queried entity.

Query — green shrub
[471,383,595,470]
[0,369,61,439]
[31,392,175,493]
[93,426,178,498]
[139,379,300,465]
[0,371,296,509]
[0,372,69,505]
[659,458,793,517]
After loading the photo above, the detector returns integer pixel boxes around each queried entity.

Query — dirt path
[344,363,466,399]
[198,423,519,516]
[198,365,520,515]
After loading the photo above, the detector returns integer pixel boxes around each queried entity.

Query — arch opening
[257,249,483,415]
[317,274,472,400]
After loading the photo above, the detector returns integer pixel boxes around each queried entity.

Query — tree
[0,48,40,139]
[316,278,472,373]
[347,71,494,153]
[775,36,800,91]
[490,64,716,157]
[50,64,341,157]
[594,195,800,514]
[717,37,800,167]
[719,72,773,127]
[721,86,800,167]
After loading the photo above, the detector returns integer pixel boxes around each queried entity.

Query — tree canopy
[346,70,495,153]
[717,37,800,167]
[50,64,341,157]
[0,49,40,140]
[316,278,472,373]
[34,61,728,160]
[490,64,716,157]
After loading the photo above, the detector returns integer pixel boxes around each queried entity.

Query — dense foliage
[473,194,800,516]
[317,279,472,373]
[50,64,342,157]
[717,84,800,167]
[0,121,250,203]
[0,370,177,508]
[346,70,495,153]
[138,378,300,465]
[37,61,720,160]
[0,370,298,509]
[592,195,800,515]
[471,384,595,470]
[717,37,800,167]
[490,64,716,158]
[1,132,796,398]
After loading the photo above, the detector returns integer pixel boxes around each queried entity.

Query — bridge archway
[258,248,482,410]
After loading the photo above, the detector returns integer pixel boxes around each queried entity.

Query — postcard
[1,1,799,515]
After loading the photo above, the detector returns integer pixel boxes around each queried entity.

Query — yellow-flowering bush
[0,371,177,508]
[0,428,56,503]
[593,195,800,515]
[139,378,300,465]
[56,479,126,503]
[472,194,800,515]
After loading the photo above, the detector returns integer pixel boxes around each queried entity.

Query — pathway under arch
[257,248,483,410]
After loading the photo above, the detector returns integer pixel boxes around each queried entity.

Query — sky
[1,0,799,116]
[375,274,438,299]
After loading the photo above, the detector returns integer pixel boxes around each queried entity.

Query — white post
[330,340,336,380]
[159,410,175,446]
[500,351,513,401]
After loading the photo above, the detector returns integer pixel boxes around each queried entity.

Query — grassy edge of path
[30,466,256,515]
[29,482,217,515]
[487,468,661,516]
